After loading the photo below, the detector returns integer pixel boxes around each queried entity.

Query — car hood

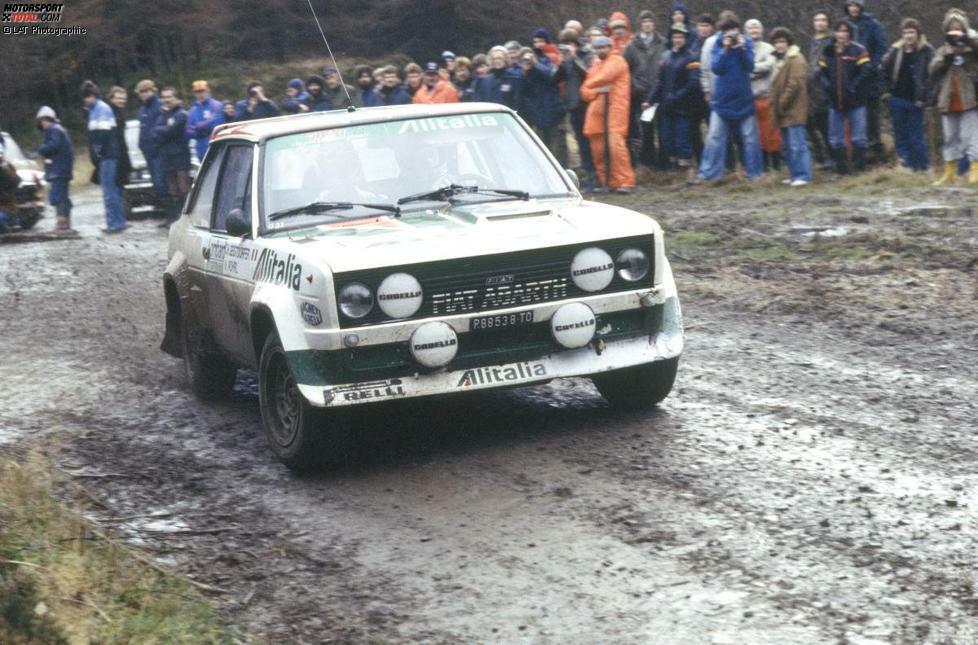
[266,197,658,273]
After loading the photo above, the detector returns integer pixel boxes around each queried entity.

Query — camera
[946,32,966,47]
[522,53,534,62]
[248,87,260,98]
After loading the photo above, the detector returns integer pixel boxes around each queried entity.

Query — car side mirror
[225,208,250,237]
[565,168,581,191]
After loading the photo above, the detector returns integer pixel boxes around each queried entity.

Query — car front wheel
[592,358,679,410]
[258,332,350,472]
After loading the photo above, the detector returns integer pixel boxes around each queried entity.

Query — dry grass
[0,452,233,645]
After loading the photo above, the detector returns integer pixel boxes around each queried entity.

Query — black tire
[16,208,42,230]
[592,358,679,410]
[258,332,351,472]
[180,308,237,400]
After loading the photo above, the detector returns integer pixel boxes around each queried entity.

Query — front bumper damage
[294,295,683,408]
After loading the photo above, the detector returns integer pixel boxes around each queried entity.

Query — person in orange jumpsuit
[413,62,460,104]
[580,36,636,193]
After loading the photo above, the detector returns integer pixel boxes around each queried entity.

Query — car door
[205,144,257,364]
[182,143,226,337]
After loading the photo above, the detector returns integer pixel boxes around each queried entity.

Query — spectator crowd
[6,3,978,235]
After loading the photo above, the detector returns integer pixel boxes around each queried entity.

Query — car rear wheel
[592,358,679,410]
[16,207,42,230]
[180,308,236,400]
[258,332,351,472]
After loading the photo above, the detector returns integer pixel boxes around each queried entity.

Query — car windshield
[261,112,571,232]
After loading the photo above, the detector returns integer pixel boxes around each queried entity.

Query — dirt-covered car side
[161,103,683,470]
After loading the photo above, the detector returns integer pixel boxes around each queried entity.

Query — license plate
[469,310,534,331]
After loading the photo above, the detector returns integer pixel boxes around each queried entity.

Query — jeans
[99,158,126,230]
[569,108,594,174]
[698,112,763,180]
[888,96,929,171]
[146,153,168,200]
[47,178,72,209]
[658,112,692,161]
[781,125,813,182]
[828,106,867,150]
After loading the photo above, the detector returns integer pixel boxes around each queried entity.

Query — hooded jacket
[624,31,667,98]
[608,12,633,53]
[137,93,161,158]
[817,40,872,110]
[581,49,632,136]
[710,35,756,120]
[519,53,566,128]
[772,45,809,127]
[844,1,887,67]
[881,36,933,104]
[35,122,75,181]
[928,10,978,113]
[648,41,702,115]
[671,4,699,52]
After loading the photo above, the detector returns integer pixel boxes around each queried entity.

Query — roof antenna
[305,0,356,111]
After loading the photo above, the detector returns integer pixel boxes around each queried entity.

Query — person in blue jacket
[33,106,75,231]
[135,79,167,203]
[845,0,887,161]
[154,86,192,228]
[479,46,523,109]
[186,80,225,161]
[518,46,567,165]
[647,23,701,176]
[818,20,872,173]
[670,3,699,52]
[375,66,412,105]
[694,18,763,182]
[234,81,280,121]
[301,75,333,112]
[81,80,127,233]
[280,78,310,114]
[355,65,381,107]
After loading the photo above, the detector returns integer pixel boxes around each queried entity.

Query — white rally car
[162,103,683,470]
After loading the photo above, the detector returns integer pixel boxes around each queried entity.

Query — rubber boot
[932,160,958,187]
[55,203,71,231]
[832,148,849,175]
[853,147,868,173]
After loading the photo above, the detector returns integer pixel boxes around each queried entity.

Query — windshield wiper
[397,184,530,206]
[268,201,400,221]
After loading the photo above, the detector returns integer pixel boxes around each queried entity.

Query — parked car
[1,131,46,230]
[123,119,200,219]
[161,103,684,470]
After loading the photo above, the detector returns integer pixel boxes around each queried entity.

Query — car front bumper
[295,295,683,408]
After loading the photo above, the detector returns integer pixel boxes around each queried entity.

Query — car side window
[213,145,254,232]
[188,145,225,228]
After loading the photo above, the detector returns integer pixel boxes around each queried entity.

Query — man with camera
[234,81,281,121]
[694,18,763,182]
[817,21,872,174]
[519,42,567,166]
[929,9,978,185]
[556,29,597,191]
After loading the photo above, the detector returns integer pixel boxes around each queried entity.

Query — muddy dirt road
[1,181,977,643]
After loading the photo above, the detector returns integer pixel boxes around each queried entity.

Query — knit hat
[323,67,339,78]
[531,27,552,43]
[669,22,689,36]
[36,105,58,121]
[592,35,613,48]
[287,78,304,91]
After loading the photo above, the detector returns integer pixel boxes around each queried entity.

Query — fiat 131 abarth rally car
[161,103,683,470]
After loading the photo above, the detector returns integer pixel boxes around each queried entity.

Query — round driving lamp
[616,248,650,282]
[377,273,423,319]
[338,282,374,319]
[570,247,615,292]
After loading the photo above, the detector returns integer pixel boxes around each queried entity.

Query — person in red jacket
[413,62,461,104]
[581,36,635,193]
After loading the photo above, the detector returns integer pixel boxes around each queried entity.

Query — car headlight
[570,247,614,292]
[338,282,374,319]
[616,248,650,282]
[377,272,423,319]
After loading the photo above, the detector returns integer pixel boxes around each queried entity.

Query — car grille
[334,235,654,328]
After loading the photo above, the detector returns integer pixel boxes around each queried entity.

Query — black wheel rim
[266,349,301,448]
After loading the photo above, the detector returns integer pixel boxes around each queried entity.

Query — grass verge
[0,452,234,644]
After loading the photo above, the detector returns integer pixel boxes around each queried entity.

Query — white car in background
[161,103,683,470]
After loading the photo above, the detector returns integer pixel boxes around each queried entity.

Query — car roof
[211,102,517,144]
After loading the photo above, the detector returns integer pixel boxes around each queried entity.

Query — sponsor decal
[325,379,406,403]
[457,362,548,387]
[397,114,499,135]
[572,263,613,277]
[554,318,595,332]
[300,302,323,326]
[413,337,457,352]
[377,272,423,319]
[570,247,615,292]
[431,278,569,315]
[252,249,302,291]
[550,302,597,349]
